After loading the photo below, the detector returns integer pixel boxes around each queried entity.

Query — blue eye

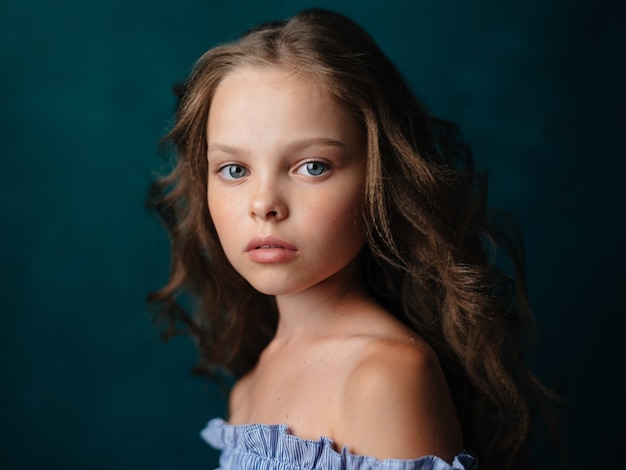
[219,164,247,179]
[298,161,328,176]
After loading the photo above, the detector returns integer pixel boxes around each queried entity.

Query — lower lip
[246,248,297,264]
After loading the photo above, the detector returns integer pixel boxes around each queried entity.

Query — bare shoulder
[228,372,252,422]
[336,336,463,462]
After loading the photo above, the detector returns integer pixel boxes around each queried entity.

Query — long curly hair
[148,8,558,469]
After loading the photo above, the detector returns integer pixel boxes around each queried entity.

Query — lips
[245,236,297,263]
[245,236,297,252]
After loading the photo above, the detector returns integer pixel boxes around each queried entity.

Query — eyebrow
[207,137,346,157]
[206,143,247,157]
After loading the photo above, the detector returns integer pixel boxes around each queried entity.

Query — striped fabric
[201,418,477,469]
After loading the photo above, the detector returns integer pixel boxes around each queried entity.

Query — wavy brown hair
[148,8,558,469]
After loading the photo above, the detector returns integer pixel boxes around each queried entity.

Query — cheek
[207,195,243,271]
[320,190,365,245]
[207,193,221,232]
[207,191,237,243]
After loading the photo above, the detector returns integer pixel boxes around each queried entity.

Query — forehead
[206,65,363,150]
[209,65,327,118]
[214,64,326,99]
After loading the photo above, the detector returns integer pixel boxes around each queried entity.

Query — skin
[206,66,367,299]
[206,66,463,462]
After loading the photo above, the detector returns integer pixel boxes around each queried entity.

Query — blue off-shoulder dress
[201,418,477,470]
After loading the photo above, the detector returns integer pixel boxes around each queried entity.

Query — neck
[272,258,370,341]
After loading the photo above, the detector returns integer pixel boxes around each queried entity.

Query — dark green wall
[1,0,624,468]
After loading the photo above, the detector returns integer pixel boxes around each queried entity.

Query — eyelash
[295,160,330,177]
[217,164,247,180]
[215,160,331,181]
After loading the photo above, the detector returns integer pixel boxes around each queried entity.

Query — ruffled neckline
[201,418,477,469]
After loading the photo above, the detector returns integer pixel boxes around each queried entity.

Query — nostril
[249,195,287,220]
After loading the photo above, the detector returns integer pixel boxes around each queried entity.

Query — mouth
[245,237,298,263]
[245,236,297,252]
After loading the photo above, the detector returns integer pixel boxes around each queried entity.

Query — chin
[244,275,315,297]
[247,282,297,296]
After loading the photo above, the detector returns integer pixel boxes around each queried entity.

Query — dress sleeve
[202,418,478,469]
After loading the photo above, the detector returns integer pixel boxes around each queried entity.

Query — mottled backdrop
[1,0,624,468]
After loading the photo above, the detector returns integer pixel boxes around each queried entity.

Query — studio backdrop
[1,1,624,468]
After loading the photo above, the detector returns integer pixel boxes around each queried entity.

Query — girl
[149,8,557,470]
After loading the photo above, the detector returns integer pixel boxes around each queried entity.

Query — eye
[296,161,329,177]
[218,164,247,180]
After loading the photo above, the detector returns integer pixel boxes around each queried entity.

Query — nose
[249,183,288,221]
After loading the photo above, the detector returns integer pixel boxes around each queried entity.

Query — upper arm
[337,342,462,462]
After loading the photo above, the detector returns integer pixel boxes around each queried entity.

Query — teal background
[1,0,624,468]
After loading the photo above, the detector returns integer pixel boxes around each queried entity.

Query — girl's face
[206,66,367,297]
